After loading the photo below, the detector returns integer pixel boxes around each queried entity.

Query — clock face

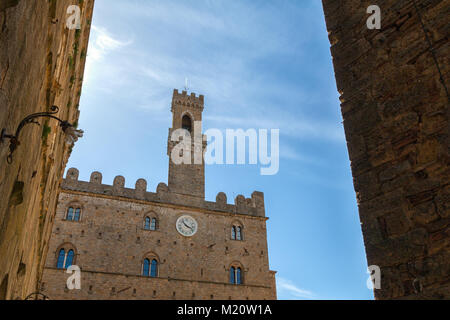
[176,215,198,237]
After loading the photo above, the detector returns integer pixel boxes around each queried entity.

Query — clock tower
[167,89,207,199]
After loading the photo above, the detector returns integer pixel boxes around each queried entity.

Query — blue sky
[70,0,373,300]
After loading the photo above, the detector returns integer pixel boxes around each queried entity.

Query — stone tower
[167,89,207,199]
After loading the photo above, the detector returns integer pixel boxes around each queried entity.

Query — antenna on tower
[184,77,190,91]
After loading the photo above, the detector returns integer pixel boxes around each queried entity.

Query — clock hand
[183,221,193,230]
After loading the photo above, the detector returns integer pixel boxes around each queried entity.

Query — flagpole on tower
[184,77,189,92]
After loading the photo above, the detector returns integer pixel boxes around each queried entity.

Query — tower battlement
[172,89,204,109]
[63,168,266,218]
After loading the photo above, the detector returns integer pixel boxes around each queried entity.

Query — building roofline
[62,168,268,219]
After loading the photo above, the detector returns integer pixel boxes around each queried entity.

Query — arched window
[144,217,151,230]
[150,259,158,278]
[182,115,192,132]
[57,249,65,269]
[142,259,150,276]
[144,216,157,231]
[231,224,243,241]
[142,258,158,277]
[66,208,74,221]
[230,267,236,284]
[74,209,81,222]
[229,264,244,285]
[66,206,82,222]
[236,227,242,241]
[56,246,77,269]
[150,218,157,231]
[236,268,242,285]
[65,250,74,268]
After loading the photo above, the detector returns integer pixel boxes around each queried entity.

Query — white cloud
[280,143,326,165]
[88,26,132,62]
[83,26,133,87]
[277,277,315,300]
[131,2,226,33]
[80,2,344,148]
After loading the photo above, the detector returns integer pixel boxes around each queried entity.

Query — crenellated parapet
[62,168,266,218]
[172,89,204,111]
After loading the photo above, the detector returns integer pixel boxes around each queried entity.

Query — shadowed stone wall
[322,0,449,299]
[0,0,94,299]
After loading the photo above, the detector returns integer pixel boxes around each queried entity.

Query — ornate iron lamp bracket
[1,106,83,164]
[24,292,50,300]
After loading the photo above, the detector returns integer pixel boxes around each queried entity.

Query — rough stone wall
[322,0,449,299]
[0,0,94,299]
[40,173,276,300]
[42,268,275,300]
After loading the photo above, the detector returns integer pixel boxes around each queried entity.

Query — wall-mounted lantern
[0,106,83,164]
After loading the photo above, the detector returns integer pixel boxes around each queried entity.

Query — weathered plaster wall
[0,0,94,299]
[322,0,449,299]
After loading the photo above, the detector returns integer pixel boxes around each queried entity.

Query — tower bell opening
[182,115,192,133]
